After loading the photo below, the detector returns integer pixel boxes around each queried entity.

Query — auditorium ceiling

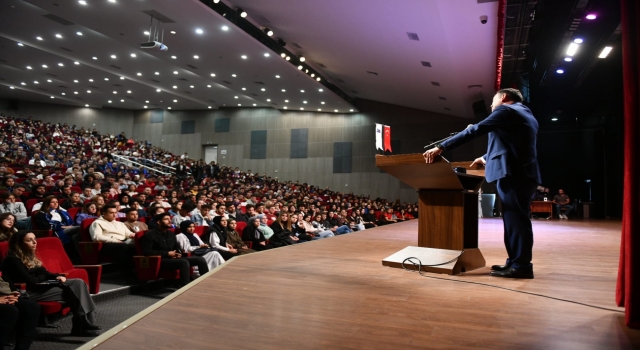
[0,0,499,118]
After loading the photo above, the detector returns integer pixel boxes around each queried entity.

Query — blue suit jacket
[440,103,541,184]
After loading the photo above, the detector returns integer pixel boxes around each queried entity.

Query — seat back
[0,241,9,259]
[80,217,97,242]
[25,199,40,215]
[134,230,148,255]
[67,207,81,220]
[36,237,74,273]
[193,226,206,235]
[235,221,247,233]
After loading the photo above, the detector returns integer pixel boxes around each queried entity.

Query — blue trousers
[335,225,352,235]
[555,204,573,217]
[496,176,537,270]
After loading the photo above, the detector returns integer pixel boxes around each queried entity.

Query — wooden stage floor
[83,218,640,350]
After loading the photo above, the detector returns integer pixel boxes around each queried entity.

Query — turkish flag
[383,125,392,152]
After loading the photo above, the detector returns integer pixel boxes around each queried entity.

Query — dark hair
[0,192,11,201]
[124,207,138,215]
[101,204,117,214]
[41,195,58,210]
[181,202,195,212]
[497,88,523,103]
[13,184,26,191]
[154,212,171,223]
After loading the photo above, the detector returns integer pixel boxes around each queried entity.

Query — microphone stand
[423,133,458,149]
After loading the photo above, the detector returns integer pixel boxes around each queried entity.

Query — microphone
[424,124,475,148]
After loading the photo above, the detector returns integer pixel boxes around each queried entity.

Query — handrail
[129,157,175,171]
[111,154,174,176]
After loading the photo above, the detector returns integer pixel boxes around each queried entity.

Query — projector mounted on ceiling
[140,16,168,51]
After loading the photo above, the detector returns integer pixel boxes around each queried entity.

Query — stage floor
[83,218,640,350]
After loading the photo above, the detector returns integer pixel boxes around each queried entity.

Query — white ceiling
[0,0,499,118]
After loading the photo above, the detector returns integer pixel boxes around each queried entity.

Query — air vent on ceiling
[431,81,441,86]
[444,107,451,111]
[291,43,303,49]
[42,14,75,26]
[57,85,67,89]
[351,90,358,94]
[407,32,420,41]
[366,71,378,76]
[178,78,189,81]
[337,79,345,83]
[90,86,99,89]
[253,81,265,85]
[59,47,73,52]
[251,93,258,97]
[140,10,176,23]
[151,79,160,83]
[183,91,191,94]
[439,97,447,100]
[222,80,232,84]
[186,64,198,69]
[113,84,122,87]
[317,63,327,68]
[421,61,432,67]
[47,73,58,77]
[110,65,121,69]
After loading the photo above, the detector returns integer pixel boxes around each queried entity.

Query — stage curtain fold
[616,0,640,329]
[494,0,507,91]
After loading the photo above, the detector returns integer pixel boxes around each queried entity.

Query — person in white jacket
[88,204,136,280]
[175,220,224,275]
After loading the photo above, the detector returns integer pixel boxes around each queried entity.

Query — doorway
[204,145,218,164]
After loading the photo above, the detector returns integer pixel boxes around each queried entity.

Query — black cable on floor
[401,257,624,313]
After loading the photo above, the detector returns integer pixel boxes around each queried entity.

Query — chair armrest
[73,265,103,294]
[14,282,26,291]
[133,255,162,281]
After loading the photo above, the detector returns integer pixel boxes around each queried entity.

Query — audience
[123,207,148,233]
[202,216,237,260]
[175,220,225,273]
[226,219,255,254]
[89,205,136,281]
[0,274,40,350]
[0,213,17,242]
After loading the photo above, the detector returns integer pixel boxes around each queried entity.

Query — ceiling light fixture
[193,55,199,59]
[318,109,321,111]
[155,72,160,75]
[113,91,117,94]
[26,66,32,70]
[266,99,271,102]
[253,104,257,106]
[120,77,125,80]
[316,77,321,81]
[58,63,64,66]
[234,96,238,99]
[85,104,89,107]
[108,100,112,103]
[173,99,178,103]
[586,14,597,20]
[556,69,564,74]
[79,0,87,5]
[551,118,558,121]
[566,43,579,56]
[210,73,216,77]
[208,106,212,109]
[170,31,176,34]
[264,53,270,57]
[195,28,204,34]
[573,38,584,44]
[300,108,304,110]
[86,90,91,93]
[275,75,280,78]
[55,34,62,38]
[92,56,98,60]
[564,57,573,62]
[241,55,247,59]
[20,82,26,85]
[34,81,39,84]
[120,99,124,102]
[207,85,211,88]
[173,85,178,89]
[104,78,109,81]
[173,71,178,74]
[237,8,247,18]
[298,55,306,62]
[598,46,613,58]
[110,55,116,59]
[261,88,266,91]
[47,79,52,82]
[319,89,323,92]
[36,36,43,41]
[281,89,286,92]
[334,110,338,112]
[144,31,150,35]
[17,43,24,46]
[297,65,303,70]
[280,53,286,58]
[88,79,93,82]
[231,74,237,77]
[350,109,354,112]
[321,101,325,104]
[263,28,274,36]
[221,25,229,31]
[76,32,83,36]
[127,90,132,94]
[285,56,291,61]
[156,89,161,92]
[131,53,137,58]
[300,90,305,93]
[73,80,78,83]
[145,100,149,103]
[144,106,148,109]
[74,61,80,65]
[171,55,177,59]
[285,100,289,103]
[168,107,172,110]
[284,106,288,110]
[303,101,307,104]
[242,88,246,91]
[137,72,142,76]
[190,85,194,88]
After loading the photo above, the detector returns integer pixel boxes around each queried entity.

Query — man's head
[125,208,138,222]
[101,204,118,222]
[491,88,523,112]
[558,189,565,195]
[179,202,195,217]
[155,213,172,230]
[216,204,226,215]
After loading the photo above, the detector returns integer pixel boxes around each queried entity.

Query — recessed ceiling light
[61,92,65,95]
[17,43,24,46]
[121,99,125,102]
[210,73,216,77]
[120,77,125,80]
[281,89,286,92]
[319,89,323,92]
[221,25,229,31]
[144,106,147,109]
[586,14,597,20]
[285,100,289,103]
[564,57,573,62]
[316,77,321,81]
[242,87,246,90]
[113,91,117,94]
[21,83,26,85]
[34,81,39,84]
[556,69,564,74]
[144,31,150,35]
[47,79,52,82]
[551,118,558,121]
[173,99,178,103]
[145,100,149,103]
[173,85,178,89]
[280,53,286,58]
[36,36,43,41]
[168,107,172,110]
[104,78,109,81]
[73,91,78,94]
[286,56,291,61]
[137,72,142,76]
[264,53,270,57]
[207,85,211,88]
[573,38,584,44]
[238,104,242,106]
[55,34,62,38]
[156,89,161,92]
[170,31,176,34]
[234,96,239,99]
[321,102,325,104]
[241,55,247,59]
[76,32,83,36]
[74,61,80,65]
[598,46,613,58]
[300,108,304,110]
[266,99,271,102]
[275,75,280,78]
[79,0,87,5]
[303,101,307,104]
[127,90,132,94]
[86,90,91,93]
[253,104,257,106]
[73,80,78,83]
[261,88,266,91]
[334,110,339,112]
[350,109,354,112]
[231,74,237,77]
[155,72,160,75]
[171,55,177,59]
[26,66,32,70]
[195,28,203,34]
[88,79,93,82]
[92,56,98,60]
[317,109,321,111]
[108,100,112,103]
[299,56,306,62]
[284,106,288,109]
[300,90,305,93]
[190,85,194,88]
[297,65,303,70]
[173,71,178,74]
[193,55,200,59]
[238,8,247,18]
[208,106,212,109]
[109,0,116,3]
[85,104,89,107]
[130,53,136,58]
[58,63,64,67]
[311,74,315,78]
[110,55,116,59]
[42,64,48,68]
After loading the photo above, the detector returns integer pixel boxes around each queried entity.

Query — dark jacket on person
[269,222,295,247]
[242,224,269,250]
[0,254,62,290]
[141,228,180,258]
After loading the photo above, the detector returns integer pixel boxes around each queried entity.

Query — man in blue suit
[423,88,541,279]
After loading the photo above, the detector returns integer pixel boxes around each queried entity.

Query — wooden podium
[376,154,487,275]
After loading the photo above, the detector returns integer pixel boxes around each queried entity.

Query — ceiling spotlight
[173,99,178,103]
[334,110,338,112]
[275,75,280,78]
[120,99,124,102]
[17,43,24,46]
[264,53,270,57]
[89,79,94,82]
[551,118,558,121]
[303,101,307,104]
[321,101,325,104]
[266,99,271,102]
[79,1,87,5]
[284,106,288,109]
[281,89,286,92]
[113,91,117,94]
[242,87,247,91]
[34,81,39,84]
[108,100,112,103]
[566,43,579,56]
[311,73,315,77]
[55,34,62,38]
[285,56,291,61]
[319,89,323,92]
[263,28,274,36]
[261,88,266,91]
[173,85,178,89]
[317,109,321,111]
[300,90,305,93]
[253,104,257,106]
[58,63,64,66]
[144,31,150,35]
[21,82,26,85]
[92,56,98,60]
[144,106,148,109]
[155,72,160,75]
[26,66,32,70]
[104,78,109,81]
[145,100,149,103]
[237,8,247,18]
[305,69,309,73]
[280,53,286,58]
[573,38,584,44]
[190,85,194,88]
[208,106,212,109]
[207,85,212,88]
[86,90,91,93]
[350,109,354,112]
[156,89,161,92]
[73,80,78,83]
[61,92,65,95]
[586,14,597,20]
[74,61,80,65]
[564,57,573,62]
[234,96,239,99]
[130,53,137,57]
[47,79,52,82]
[109,0,116,3]
[36,36,43,41]
[168,107,172,110]
[73,91,78,94]
[285,100,289,103]
[238,104,242,107]
[316,77,321,81]
[556,69,564,74]
[137,72,142,76]
[298,55,306,62]
[221,25,229,31]
[232,74,237,77]
[85,104,89,107]
[241,55,247,59]
[210,73,216,77]
[173,71,178,74]
[120,77,125,80]
[193,55,200,59]
[298,65,303,70]
[195,28,204,34]
[170,31,176,34]
[127,90,132,94]
[171,55,177,59]
[598,46,613,58]
[110,55,116,59]
[76,32,83,36]
[300,108,304,110]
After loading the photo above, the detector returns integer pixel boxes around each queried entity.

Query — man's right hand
[168,250,179,258]
[470,157,486,167]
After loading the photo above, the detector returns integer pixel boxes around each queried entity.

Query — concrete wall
[132,99,487,202]
[0,98,134,136]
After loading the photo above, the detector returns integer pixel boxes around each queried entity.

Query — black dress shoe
[491,264,511,271]
[490,267,534,279]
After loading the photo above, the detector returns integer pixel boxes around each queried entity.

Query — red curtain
[494,0,507,91]
[616,0,640,329]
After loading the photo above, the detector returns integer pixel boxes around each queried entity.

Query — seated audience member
[23,177,40,192]
[1,232,100,336]
[89,205,136,280]
[0,177,15,192]
[0,213,18,242]
[302,213,334,239]
[118,193,131,209]
[212,203,228,219]
[257,214,275,239]
[553,189,572,219]
[140,213,209,287]
[109,200,127,219]
[32,196,79,253]
[27,184,47,201]
[269,212,298,247]
[379,207,398,225]
[226,219,255,254]
[168,202,182,217]
[189,201,207,226]
[62,191,84,210]
[0,193,29,229]
[12,185,28,203]
[75,202,99,226]
[290,212,315,241]
[79,187,93,202]
[172,202,195,227]
[202,216,238,260]
[123,208,148,233]
[0,274,40,350]
[154,180,168,191]
[321,212,352,235]
[361,208,377,228]
[91,195,106,212]
[227,203,247,223]
[242,216,272,251]
[151,194,171,209]
[146,206,166,230]
[200,204,215,226]
[130,199,147,218]
[175,220,225,273]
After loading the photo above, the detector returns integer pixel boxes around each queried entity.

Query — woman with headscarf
[175,220,225,273]
[226,219,255,255]
[201,216,237,260]
[242,216,272,251]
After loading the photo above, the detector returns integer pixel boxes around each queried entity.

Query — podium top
[375,153,485,191]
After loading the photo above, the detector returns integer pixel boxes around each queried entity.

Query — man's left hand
[423,147,443,164]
